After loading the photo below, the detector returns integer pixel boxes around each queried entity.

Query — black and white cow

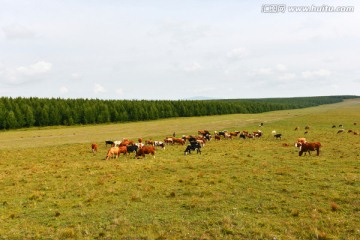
[184,141,202,155]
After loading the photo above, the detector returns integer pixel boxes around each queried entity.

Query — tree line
[0,95,357,130]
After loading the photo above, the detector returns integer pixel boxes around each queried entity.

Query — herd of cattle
[91,122,358,160]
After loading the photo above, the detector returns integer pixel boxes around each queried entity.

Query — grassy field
[0,99,359,239]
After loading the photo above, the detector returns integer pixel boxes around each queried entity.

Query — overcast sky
[0,0,359,100]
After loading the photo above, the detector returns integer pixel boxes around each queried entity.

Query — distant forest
[0,95,358,130]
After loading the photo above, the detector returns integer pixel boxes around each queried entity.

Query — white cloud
[184,62,202,72]
[0,61,52,84]
[276,64,287,72]
[2,24,36,40]
[278,73,296,81]
[247,67,273,76]
[302,69,331,78]
[59,86,69,94]
[93,84,106,94]
[116,88,124,95]
[70,73,82,80]
[16,61,52,76]
[226,48,249,60]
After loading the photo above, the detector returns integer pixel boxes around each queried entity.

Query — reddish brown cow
[295,142,321,156]
[229,131,240,137]
[119,139,135,146]
[135,145,156,158]
[172,138,185,145]
[91,143,98,153]
[198,130,210,136]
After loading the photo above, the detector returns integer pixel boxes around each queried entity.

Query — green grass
[0,99,359,239]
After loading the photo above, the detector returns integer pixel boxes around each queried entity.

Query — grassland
[0,99,359,239]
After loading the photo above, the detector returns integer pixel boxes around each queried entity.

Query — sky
[0,0,359,100]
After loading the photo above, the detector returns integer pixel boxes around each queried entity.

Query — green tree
[3,110,17,129]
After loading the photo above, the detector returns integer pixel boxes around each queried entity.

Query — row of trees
[0,96,356,130]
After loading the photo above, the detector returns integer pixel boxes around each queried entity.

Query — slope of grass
[0,99,359,239]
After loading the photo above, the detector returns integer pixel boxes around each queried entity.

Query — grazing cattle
[135,143,144,149]
[332,125,336,128]
[218,131,227,137]
[229,131,240,137]
[91,143,98,153]
[239,133,246,139]
[119,139,133,146]
[172,138,185,145]
[274,133,282,139]
[259,122,264,127]
[135,146,156,158]
[295,142,321,156]
[105,140,114,147]
[196,139,205,147]
[224,133,232,140]
[271,130,277,135]
[348,130,353,133]
[246,133,254,139]
[354,131,359,135]
[254,130,262,138]
[214,135,221,141]
[337,129,345,134]
[305,126,310,130]
[294,127,299,131]
[354,122,357,126]
[304,131,308,135]
[105,146,127,160]
[184,141,202,155]
[339,124,343,128]
[145,140,154,145]
[204,133,212,141]
[154,141,165,149]
[198,130,210,136]
[164,137,173,145]
[127,145,139,155]
[113,140,121,147]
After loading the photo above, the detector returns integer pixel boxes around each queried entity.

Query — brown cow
[135,145,156,158]
[229,131,240,137]
[295,142,321,156]
[105,146,127,160]
[119,139,135,146]
[198,130,210,136]
[91,143,98,153]
[172,138,185,145]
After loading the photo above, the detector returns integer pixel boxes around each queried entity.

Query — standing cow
[91,143,98,153]
[295,142,321,156]
[135,146,156,158]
